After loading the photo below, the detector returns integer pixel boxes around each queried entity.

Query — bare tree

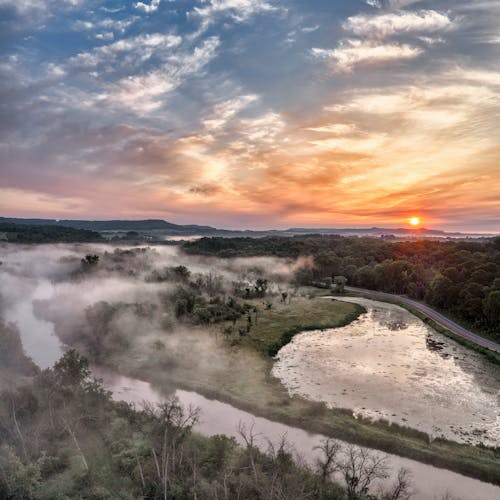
[340,445,389,500]
[237,421,261,481]
[263,434,293,500]
[146,397,200,500]
[315,438,343,499]
[382,467,413,500]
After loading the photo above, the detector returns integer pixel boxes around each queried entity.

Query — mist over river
[1,245,499,499]
[272,297,500,447]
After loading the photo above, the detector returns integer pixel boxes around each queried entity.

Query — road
[344,286,500,354]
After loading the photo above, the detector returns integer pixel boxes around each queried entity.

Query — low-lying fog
[0,243,299,372]
[273,297,500,447]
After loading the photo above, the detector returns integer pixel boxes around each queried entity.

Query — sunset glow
[409,217,421,227]
[1,1,499,232]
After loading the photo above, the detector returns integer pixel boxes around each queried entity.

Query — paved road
[345,286,500,354]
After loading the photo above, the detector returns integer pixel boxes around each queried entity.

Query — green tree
[254,278,268,297]
[334,276,347,293]
[81,254,99,267]
[53,350,90,386]
[0,446,42,499]
[483,290,500,329]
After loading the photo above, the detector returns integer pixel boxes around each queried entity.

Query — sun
[409,216,421,227]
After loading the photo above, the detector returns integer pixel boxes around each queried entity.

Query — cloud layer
[0,0,499,231]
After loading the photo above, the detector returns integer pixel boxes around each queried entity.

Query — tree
[173,288,196,318]
[53,350,90,386]
[382,467,413,500]
[0,446,42,499]
[81,254,99,268]
[340,445,389,500]
[172,265,190,281]
[145,397,200,500]
[293,266,314,286]
[315,439,342,499]
[334,276,347,293]
[254,278,268,297]
[483,290,500,329]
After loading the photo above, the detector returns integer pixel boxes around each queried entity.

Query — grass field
[235,295,365,356]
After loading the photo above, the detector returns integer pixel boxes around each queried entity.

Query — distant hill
[0,218,218,233]
[286,227,449,236]
[0,222,103,243]
[1,217,496,239]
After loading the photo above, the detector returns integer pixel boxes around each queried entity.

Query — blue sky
[1,0,499,231]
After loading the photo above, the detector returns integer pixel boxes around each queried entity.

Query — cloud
[312,40,422,71]
[99,37,220,115]
[135,0,161,13]
[311,9,451,73]
[1,0,500,231]
[191,0,279,29]
[69,33,182,70]
[237,112,285,143]
[344,10,453,39]
[72,19,94,30]
[0,0,47,13]
[451,68,500,86]
[386,0,421,8]
[301,25,319,33]
[306,123,358,135]
[72,16,138,35]
[203,94,258,131]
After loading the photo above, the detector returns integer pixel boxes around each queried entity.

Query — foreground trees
[0,351,413,499]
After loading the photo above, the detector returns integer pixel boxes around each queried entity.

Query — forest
[0,223,103,244]
[184,236,500,339]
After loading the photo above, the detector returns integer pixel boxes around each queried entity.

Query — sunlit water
[272,297,500,447]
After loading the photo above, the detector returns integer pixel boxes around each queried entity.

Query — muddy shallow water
[272,297,500,447]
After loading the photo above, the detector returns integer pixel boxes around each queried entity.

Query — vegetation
[0,322,38,389]
[3,243,499,494]
[184,236,500,341]
[0,351,413,499]
[0,222,103,243]
[225,296,364,356]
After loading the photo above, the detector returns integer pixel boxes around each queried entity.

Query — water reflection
[272,297,500,447]
[3,280,63,369]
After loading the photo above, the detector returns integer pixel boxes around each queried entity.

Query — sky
[0,0,499,231]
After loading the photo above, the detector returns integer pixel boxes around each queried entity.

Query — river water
[1,269,499,499]
[272,297,500,447]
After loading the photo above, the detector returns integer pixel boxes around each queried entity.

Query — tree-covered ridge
[0,222,103,243]
[184,236,500,338]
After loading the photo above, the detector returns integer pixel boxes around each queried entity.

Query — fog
[0,243,300,375]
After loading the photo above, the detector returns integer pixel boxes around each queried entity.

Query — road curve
[344,286,500,354]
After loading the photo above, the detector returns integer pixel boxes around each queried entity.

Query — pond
[272,297,500,447]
